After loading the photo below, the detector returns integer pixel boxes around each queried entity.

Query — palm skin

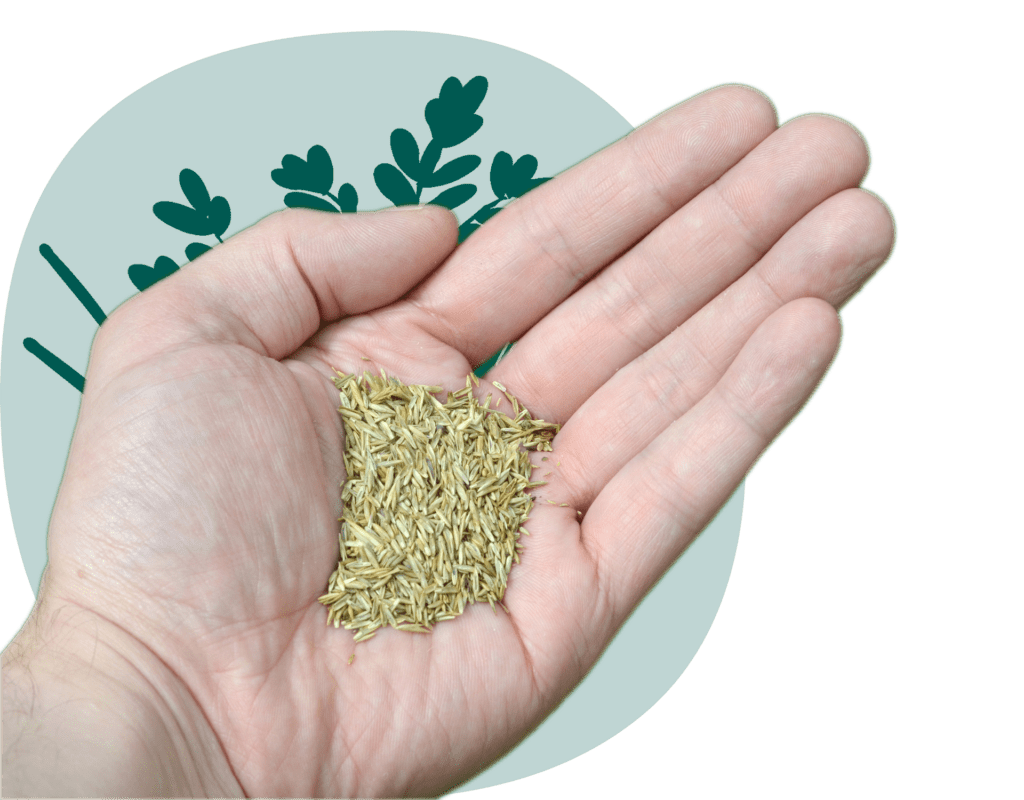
[31,86,893,798]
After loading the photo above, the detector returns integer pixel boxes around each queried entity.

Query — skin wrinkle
[503,602,542,701]
[295,336,346,375]
[707,178,770,257]
[595,253,675,356]
[172,276,271,357]
[394,675,450,791]
[558,446,604,515]
[544,438,589,513]
[520,163,630,297]
[237,226,320,361]
[625,87,776,212]
[566,597,596,687]
[752,261,793,312]
[46,597,244,795]
[637,350,704,434]
[634,440,711,546]
[269,697,304,793]
[101,370,232,446]
[564,165,645,264]
[645,250,689,324]
[520,195,592,299]
[403,296,468,365]
[711,377,774,449]
[585,520,620,640]
[281,226,326,335]
[283,362,346,513]
[344,665,402,796]
[624,122,686,215]
[664,322,726,404]
[534,530,607,689]
[87,334,222,401]
[316,663,345,793]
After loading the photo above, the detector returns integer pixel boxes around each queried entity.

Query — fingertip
[779,295,842,359]
[791,293,841,324]
[784,298,844,425]
[427,203,461,246]
[783,113,871,185]
[368,203,458,257]
[714,82,780,131]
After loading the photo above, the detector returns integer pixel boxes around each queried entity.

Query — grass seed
[319,371,559,641]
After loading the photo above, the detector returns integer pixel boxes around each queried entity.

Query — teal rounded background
[0,31,743,791]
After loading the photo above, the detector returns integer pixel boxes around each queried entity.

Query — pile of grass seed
[319,370,559,642]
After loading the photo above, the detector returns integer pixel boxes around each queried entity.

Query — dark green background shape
[0,3,1019,794]
[0,31,743,792]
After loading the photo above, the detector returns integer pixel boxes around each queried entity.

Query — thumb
[95,205,458,368]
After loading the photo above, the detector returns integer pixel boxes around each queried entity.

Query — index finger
[405,84,778,364]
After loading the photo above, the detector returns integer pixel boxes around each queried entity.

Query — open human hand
[1,85,893,798]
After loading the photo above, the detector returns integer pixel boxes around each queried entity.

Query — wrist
[2,591,243,797]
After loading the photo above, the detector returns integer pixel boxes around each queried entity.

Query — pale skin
[1,85,893,797]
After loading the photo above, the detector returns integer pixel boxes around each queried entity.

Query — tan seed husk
[319,370,559,641]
